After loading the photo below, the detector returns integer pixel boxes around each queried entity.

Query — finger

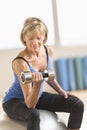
[32,72,38,82]
[35,72,39,82]
[67,92,77,98]
[64,93,68,99]
[38,72,43,81]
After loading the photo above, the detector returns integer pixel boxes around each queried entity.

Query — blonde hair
[20,17,48,45]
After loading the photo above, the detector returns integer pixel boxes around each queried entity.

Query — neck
[25,48,39,57]
[25,46,43,57]
[24,47,43,62]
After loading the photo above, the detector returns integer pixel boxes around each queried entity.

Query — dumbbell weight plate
[44,69,55,81]
[20,71,32,84]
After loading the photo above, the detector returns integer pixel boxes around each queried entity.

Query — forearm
[47,79,69,99]
[25,83,41,108]
[46,78,65,93]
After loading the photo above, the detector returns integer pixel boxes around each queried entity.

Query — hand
[59,90,68,99]
[63,91,68,99]
[62,91,78,99]
[67,91,78,98]
[32,72,43,83]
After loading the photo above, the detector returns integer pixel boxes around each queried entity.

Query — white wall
[0,49,21,95]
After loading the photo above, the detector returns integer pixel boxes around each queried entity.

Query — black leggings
[2,92,84,129]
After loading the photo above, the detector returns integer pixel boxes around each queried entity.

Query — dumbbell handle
[42,72,49,78]
[20,70,55,84]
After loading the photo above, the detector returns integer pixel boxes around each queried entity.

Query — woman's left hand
[60,90,78,99]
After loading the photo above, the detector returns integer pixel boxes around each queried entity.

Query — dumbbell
[20,69,55,84]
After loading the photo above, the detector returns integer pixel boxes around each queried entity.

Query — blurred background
[0,1,87,129]
[1,0,87,50]
[0,0,87,91]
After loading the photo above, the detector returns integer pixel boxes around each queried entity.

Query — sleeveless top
[2,46,52,103]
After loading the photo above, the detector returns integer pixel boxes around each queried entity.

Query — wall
[1,45,87,95]
[0,48,21,95]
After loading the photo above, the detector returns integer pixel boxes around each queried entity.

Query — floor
[0,90,87,130]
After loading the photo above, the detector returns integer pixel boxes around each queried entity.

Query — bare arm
[12,59,42,108]
[46,78,78,98]
[45,45,77,98]
[46,79,68,98]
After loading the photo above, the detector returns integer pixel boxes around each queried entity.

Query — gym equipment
[20,69,55,84]
[0,110,67,130]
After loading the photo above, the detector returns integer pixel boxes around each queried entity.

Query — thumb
[64,92,68,99]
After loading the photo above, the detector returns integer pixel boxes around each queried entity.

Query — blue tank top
[2,46,52,103]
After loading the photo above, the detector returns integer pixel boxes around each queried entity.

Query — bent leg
[2,99,40,130]
[36,92,84,129]
[67,97,84,129]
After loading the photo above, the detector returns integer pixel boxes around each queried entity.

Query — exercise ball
[0,110,67,130]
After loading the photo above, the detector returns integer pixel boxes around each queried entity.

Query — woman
[2,17,84,130]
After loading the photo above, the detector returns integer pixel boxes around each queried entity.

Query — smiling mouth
[32,45,39,48]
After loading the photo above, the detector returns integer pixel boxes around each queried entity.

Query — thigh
[2,98,39,121]
[36,92,81,113]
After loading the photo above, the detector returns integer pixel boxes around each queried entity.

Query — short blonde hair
[20,17,48,45]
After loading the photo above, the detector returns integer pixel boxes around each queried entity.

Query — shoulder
[45,45,54,57]
[12,51,30,76]
[12,58,29,74]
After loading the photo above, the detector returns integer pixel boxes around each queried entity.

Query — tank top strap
[12,56,31,69]
[44,45,48,63]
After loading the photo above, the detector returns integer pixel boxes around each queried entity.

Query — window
[56,0,87,46]
[0,0,54,50]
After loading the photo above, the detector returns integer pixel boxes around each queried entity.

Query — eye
[37,37,41,41]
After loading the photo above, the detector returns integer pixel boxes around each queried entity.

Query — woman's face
[24,32,45,53]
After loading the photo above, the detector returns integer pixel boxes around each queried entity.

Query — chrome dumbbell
[20,69,55,84]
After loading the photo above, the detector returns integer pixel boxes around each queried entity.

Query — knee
[73,99,84,113]
[29,108,40,121]
[27,109,40,130]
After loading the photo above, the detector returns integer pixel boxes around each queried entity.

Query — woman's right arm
[12,59,42,108]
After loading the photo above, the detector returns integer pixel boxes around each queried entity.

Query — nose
[34,38,37,42]
[32,39,39,45]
